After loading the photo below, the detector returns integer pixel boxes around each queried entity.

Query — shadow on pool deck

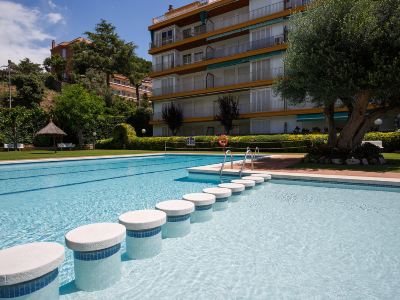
[217,155,400,179]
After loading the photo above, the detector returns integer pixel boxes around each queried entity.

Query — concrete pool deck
[188,155,400,187]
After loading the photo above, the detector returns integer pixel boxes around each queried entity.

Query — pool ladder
[219,150,233,182]
[239,147,254,178]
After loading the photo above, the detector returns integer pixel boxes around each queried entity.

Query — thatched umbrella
[36,120,67,153]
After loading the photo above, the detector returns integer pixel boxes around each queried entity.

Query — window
[194,52,203,62]
[250,88,271,112]
[182,28,192,39]
[162,53,174,70]
[182,54,192,65]
[194,25,205,36]
[61,48,67,58]
[251,59,270,81]
[161,30,173,45]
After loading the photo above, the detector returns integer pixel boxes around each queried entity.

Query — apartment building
[148,0,342,136]
[50,38,152,101]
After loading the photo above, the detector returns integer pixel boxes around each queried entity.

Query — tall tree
[73,20,130,87]
[43,54,66,81]
[162,102,183,136]
[53,84,104,147]
[216,95,240,135]
[123,57,151,104]
[275,0,400,151]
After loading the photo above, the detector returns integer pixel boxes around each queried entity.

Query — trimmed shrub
[96,127,400,153]
[112,123,136,149]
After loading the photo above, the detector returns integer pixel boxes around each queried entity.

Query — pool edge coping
[0,152,234,166]
[187,163,400,187]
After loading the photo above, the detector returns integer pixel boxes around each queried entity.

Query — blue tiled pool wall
[215,197,229,202]
[127,226,162,238]
[166,214,191,222]
[0,269,58,299]
[195,204,213,211]
[74,244,121,261]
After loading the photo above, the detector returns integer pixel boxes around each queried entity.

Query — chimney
[168,4,173,11]
[51,40,56,49]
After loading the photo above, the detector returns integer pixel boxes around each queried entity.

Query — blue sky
[0,0,190,65]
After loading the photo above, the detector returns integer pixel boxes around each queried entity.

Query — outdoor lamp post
[141,129,146,136]
[374,118,383,131]
[93,131,97,149]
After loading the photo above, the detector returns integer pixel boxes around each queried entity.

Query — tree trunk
[336,92,371,151]
[77,129,84,149]
[135,84,141,106]
[106,73,111,88]
[324,103,337,148]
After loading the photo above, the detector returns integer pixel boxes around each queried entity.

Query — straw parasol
[36,120,67,152]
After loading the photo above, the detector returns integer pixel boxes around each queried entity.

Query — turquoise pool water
[1,155,400,299]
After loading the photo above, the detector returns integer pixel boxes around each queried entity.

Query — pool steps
[0,173,271,298]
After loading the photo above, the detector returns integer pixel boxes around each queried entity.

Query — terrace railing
[150,0,309,49]
[152,35,286,73]
[152,67,284,97]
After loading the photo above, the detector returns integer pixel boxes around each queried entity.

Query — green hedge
[97,129,400,152]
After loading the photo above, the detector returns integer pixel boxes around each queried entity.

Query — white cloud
[0,1,55,65]
[48,0,57,9]
[47,12,63,24]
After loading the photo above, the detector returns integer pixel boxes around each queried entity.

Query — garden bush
[97,130,400,153]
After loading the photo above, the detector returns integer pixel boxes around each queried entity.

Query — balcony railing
[152,34,286,72]
[152,99,316,122]
[150,0,309,49]
[152,67,283,97]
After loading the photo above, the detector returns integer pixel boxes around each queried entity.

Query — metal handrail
[253,147,260,160]
[220,150,233,179]
[239,147,253,178]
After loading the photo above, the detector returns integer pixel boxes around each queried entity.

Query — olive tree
[275,0,400,151]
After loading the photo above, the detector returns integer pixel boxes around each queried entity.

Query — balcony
[152,34,286,73]
[152,98,317,122]
[152,67,283,98]
[150,0,309,49]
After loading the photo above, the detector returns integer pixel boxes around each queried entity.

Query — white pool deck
[187,160,400,187]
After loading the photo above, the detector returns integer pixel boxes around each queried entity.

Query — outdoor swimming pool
[1,155,399,299]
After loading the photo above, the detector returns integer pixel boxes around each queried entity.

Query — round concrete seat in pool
[0,242,64,299]
[119,210,166,260]
[65,223,125,292]
[155,200,195,238]
[182,193,216,223]
[251,173,272,180]
[218,183,245,203]
[218,183,245,194]
[231,179,256,189]
[242,176,265,184]
[203,187,232,211]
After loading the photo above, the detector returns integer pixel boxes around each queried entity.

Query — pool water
[1,155,400,299]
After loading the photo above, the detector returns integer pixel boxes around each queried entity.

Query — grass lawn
[290,153,400,173]
[0,150,305,161]
[0,149,160,161]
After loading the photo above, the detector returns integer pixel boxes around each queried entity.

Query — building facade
[50,38,152,102]
[148,0,350,136]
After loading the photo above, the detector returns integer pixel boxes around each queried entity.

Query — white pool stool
[251,173,272,181]
[231,179,255,189]
[182,193,216,223]
[0,242,64,300]
[203,187,232,211]
[119,210,166,260]
[242,176,264,184]
[156,200,195,238]
[218,183,245,202]
[65,223,125,292]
